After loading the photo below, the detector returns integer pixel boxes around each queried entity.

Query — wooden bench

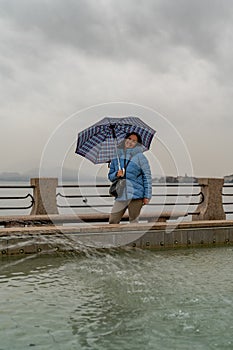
[0,212,188,228]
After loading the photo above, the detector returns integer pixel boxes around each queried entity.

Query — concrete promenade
[0,177,232,256]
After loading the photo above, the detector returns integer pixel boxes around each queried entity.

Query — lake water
[1,247,233,349]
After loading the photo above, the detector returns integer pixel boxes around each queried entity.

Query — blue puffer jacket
[108,145,152,201]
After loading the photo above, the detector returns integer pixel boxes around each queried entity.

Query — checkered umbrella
[75,116,156,168]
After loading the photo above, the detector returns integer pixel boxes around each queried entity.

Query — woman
[108,132,152,224]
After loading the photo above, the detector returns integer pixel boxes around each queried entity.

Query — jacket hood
[118,145,143,158]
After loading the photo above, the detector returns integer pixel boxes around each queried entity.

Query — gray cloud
[0,0,233,176]
[1,0,233,60]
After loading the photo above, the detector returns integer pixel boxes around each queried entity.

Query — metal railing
[3,180,233,219]
[56,183,203,214]
[0,185,34,210]
[5,182,233,216]
[222,184,233,214]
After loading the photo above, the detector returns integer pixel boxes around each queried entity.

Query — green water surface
[1,247,233,350]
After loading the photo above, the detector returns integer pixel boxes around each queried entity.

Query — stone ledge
[1,219,233,236]
[1,220,233,255]
[0,211,188,227]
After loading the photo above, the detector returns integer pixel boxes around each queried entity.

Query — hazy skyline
[1,0,233,179]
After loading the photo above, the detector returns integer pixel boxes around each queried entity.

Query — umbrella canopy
[75,116,156,165]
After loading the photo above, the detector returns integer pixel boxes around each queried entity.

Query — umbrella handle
[110,123,123,170]
[117,153,121,170]
[115,144,121,170]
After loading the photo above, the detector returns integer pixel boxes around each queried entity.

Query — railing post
[192,178,225,221]
[30,178,58,215]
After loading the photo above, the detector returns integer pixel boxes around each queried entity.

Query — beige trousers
[109,199,143,224]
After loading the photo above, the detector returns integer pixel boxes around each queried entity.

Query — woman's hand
[117,169,124,177]
[143,198,150,205]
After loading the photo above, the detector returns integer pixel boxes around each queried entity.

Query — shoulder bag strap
[123,155,132,178]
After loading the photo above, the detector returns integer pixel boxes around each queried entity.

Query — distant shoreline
[1,173,232,183]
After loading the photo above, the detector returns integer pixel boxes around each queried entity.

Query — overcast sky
[0,0,233,179]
